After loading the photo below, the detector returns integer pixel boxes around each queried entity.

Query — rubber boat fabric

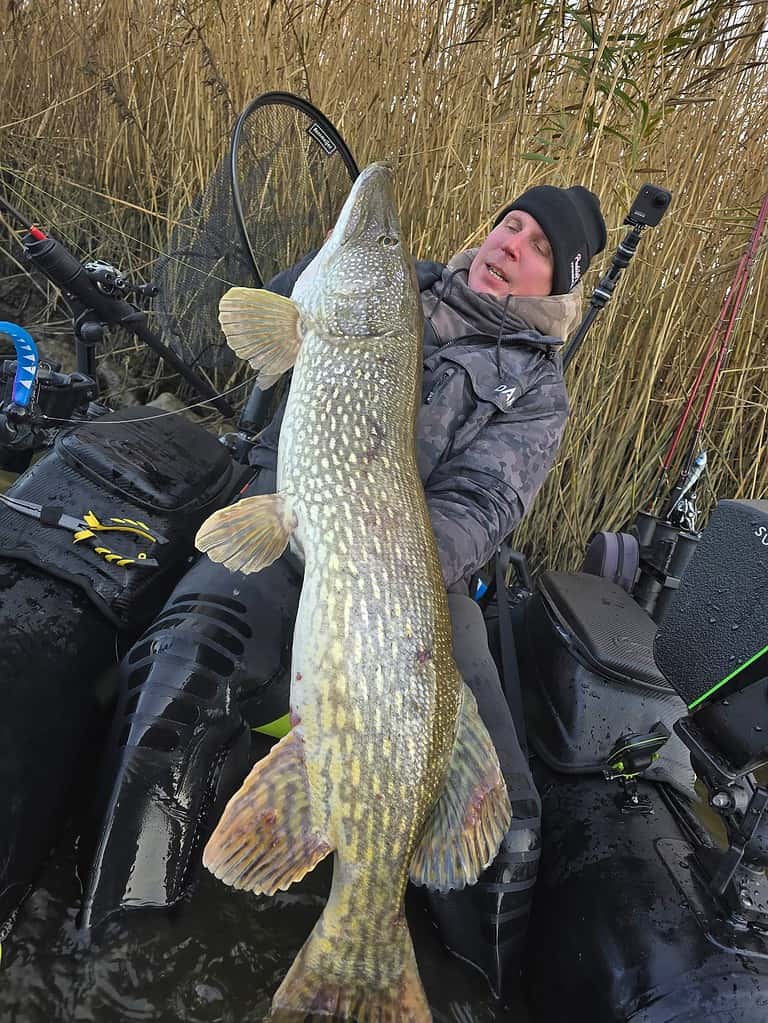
[523,498,768,1022]
[80,467,302,927]
[0,406,245,935]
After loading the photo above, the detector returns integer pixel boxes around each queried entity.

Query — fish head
[292,162,421,342]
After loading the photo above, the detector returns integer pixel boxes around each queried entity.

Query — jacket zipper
[434,332,562,356]
[425,370,453,405]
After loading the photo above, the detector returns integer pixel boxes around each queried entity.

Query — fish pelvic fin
[269,914,431,1023]
[409,682,512,891]
[203,730,331,894]
[219,287,302,387]
[195,492,296,574]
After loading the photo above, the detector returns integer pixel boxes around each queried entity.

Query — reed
[1,0,766,571]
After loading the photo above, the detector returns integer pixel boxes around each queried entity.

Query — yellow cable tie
[113,517,152,531]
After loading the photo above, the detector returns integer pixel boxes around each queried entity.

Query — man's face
[468,209,554,298]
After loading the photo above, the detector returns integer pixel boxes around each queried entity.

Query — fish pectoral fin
[409,682,512,892]
[203,730,332,895]
[195,492,297,574]
[254,371,282,392]
[219,287,302,385]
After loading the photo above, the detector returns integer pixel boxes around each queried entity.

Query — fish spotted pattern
[196,163,511,1022]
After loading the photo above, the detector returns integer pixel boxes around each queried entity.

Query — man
[82,184,606,999]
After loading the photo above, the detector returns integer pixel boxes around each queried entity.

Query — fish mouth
[333,162,401,248]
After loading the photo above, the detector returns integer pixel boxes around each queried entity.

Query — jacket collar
[441,249,583,342]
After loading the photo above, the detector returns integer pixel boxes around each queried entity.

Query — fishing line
[37,375,258,428]
[0,167,243,293]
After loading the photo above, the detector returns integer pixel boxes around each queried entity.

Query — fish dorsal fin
[203,729,332,895]
[409,684,511,890]
[219,287,302,386]
[195,492,297,574]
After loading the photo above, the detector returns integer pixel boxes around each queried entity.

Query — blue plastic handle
[0,321,39,409]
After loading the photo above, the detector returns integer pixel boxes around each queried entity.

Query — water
[1,823,510,1023]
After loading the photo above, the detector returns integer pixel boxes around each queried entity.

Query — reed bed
[1,0,767,572]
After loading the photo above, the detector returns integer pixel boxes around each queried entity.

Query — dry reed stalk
[0,0,766,572]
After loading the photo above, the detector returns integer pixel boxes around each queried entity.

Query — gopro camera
[626,184,672,229]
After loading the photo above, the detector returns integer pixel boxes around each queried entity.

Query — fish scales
[286,332,458,898]
[197,163,511,1021]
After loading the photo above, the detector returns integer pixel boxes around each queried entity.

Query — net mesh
[151,100,357,373]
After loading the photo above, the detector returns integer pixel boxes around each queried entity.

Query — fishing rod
[649,193,768,524]
[0,193,236,420]
[630,194,768,620]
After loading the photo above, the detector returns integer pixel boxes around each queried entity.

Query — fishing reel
[17,226,234,417]
[0,322,99,471]
[72,259,160,350]
[82,259,159,302]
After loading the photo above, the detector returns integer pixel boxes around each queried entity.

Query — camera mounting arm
[563,183,672,371]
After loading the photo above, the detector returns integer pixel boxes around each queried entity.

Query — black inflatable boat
[3,408,767,1023]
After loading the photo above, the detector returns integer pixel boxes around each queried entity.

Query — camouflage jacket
[249,252,581,592]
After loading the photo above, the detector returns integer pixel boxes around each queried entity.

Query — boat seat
[538,571,669,689]
[519,571,694,791]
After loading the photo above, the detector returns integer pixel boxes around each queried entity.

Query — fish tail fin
[270,915,431,1023]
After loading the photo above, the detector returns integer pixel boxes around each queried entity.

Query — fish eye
[378,234,399,247]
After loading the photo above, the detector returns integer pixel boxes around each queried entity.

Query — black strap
[495,542,528,756]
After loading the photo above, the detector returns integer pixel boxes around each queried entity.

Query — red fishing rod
[649,193,768,518]
[632,194,768,621]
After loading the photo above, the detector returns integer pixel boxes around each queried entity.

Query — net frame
[151,92,359,380]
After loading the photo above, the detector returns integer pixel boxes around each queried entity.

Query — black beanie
[493,185,607,295]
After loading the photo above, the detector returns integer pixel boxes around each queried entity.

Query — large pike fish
[196,163,511,1021]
